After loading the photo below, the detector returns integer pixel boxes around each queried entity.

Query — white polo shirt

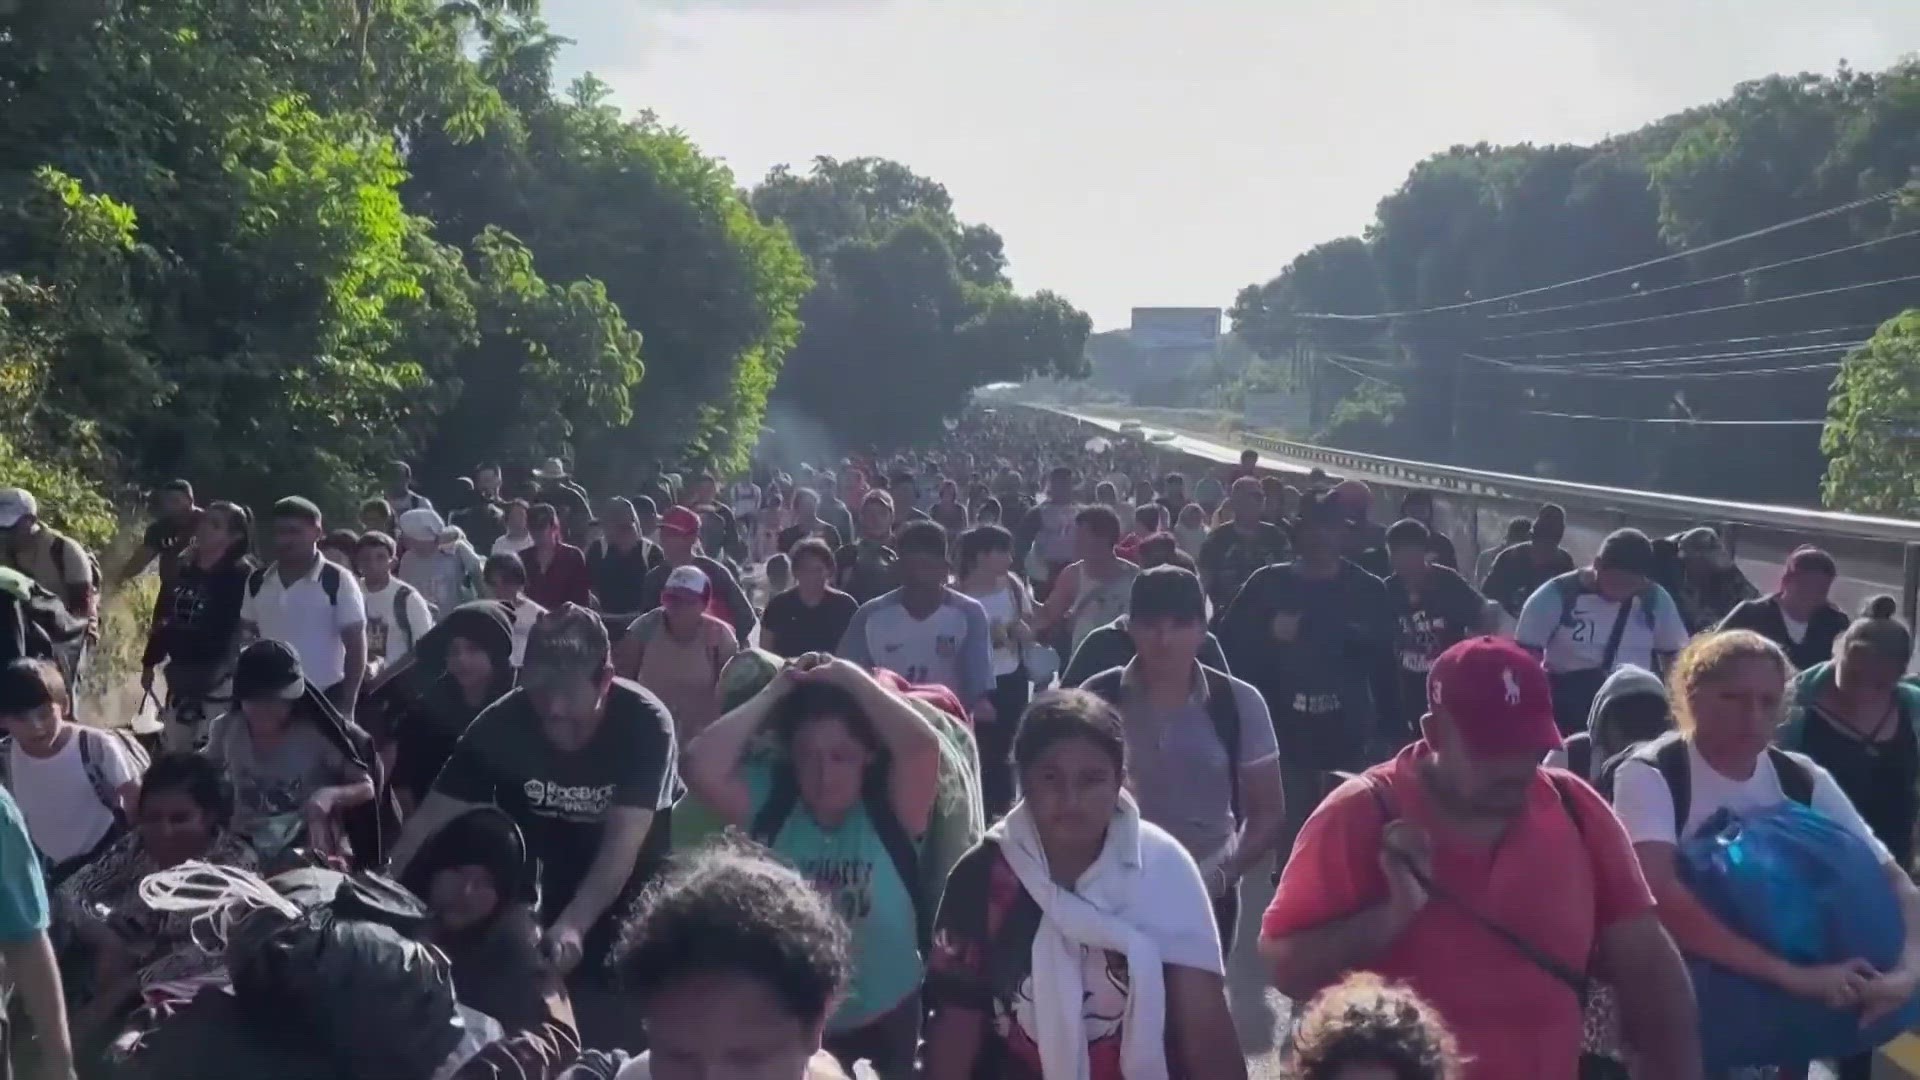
[240,556,366,689]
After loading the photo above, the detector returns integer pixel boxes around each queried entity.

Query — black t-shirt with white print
[432,680,677,931]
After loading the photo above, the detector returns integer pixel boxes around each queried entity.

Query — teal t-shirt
[747,766,923,1030]
[0,786,49,941]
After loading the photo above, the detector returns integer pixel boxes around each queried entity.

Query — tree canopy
[1231,62,1920,508]
[0,0,810,517]
[750,157,1092,450]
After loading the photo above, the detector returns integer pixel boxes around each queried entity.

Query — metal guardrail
[1226,429,1920,548]
[1027,403,1920,626]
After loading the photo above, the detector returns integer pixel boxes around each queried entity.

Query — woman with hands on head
[681,652,944,1079]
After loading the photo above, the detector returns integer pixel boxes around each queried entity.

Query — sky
[542,0,1920,331]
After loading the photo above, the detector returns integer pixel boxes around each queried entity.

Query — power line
[1517,410,1827,426]
[1272,187,1908,323]
[1482,273,1920,342]
[1482,361,1841,380]
[1467,340,1864,373]
[1320,355,1402,388]
[1492,324,1882,362]
[1483,226,1920,322]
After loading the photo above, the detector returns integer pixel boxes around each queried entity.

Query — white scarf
[988,791,1168,1080]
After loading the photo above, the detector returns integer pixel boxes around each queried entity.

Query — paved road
[1064,410,1916,673]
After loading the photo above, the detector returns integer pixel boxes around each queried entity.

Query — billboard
[1130,307,1221,346]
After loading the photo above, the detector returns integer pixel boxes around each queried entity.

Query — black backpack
[1082,664,1244,820]
[1593,730,1814,839]
[750,766,925,947]
[248,560,346,607]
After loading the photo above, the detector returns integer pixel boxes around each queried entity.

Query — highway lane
[1062,409,1915,670]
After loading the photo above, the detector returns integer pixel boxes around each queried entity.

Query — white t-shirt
[362,579,435,667]
[240,558,367,690]
[1612,741,1894,864]
[1781,613,1809,645]
[971,578,1025,677]
[9,729,136,863]
[504,596,546,667]
[1514,582,1689,675]
[490,534,535,559]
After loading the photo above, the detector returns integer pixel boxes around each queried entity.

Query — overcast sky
[542,0,1920,330]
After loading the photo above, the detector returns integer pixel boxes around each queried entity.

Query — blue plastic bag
[1677,801,1920,1071]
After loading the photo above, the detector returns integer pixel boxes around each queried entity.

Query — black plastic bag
[115,988,343,1080]
[219,868,464,1080]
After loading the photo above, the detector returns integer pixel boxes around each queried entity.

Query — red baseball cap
[1426,636,1561,755]
[659,505,702,538]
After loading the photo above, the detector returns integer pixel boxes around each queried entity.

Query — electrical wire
[1515,410,1827,426]
[1270,187,1908,322]
[1482,361,1841,380]
[1319,355,1402,388]
[1485,324,1883,362]
[1482,273,1920,342]
[1483,227,1920,321]
[1467,340,1864,373]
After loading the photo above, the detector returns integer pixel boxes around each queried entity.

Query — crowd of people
[0,403,1911,1080]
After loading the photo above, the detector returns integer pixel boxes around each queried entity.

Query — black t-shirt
[1483,543,1576,618]
[1386,565,1484,679]
[760,587,859,659]
[452,500,507,555]
[587,538,663,617]
[1196,521,1292,607]
[433,681,678,928]
[836,539,900,604]
[143,513,200,587]
[1217,560,1396,764]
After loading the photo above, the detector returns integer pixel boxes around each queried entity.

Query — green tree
[752,158,1090,448]
[1822,309,1920,516]
[406,37,810,478]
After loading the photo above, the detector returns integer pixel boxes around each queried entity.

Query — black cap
[1386,518,1431,548]
[522,604,611,687]
[233,640,308,701]
[272,496,323,525]
[1595,528,1656,574]
[1129,565,1207,623]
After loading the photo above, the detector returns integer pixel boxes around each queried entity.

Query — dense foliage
[1232,63,1920,509]
[0,0,808,517]
[1823,309,1920,516]
[750,157,1092,450]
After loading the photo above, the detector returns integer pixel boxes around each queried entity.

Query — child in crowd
[1287,973,1464,1080]
[0,659,142,884]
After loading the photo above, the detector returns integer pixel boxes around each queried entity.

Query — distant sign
[1130,307,1221,343]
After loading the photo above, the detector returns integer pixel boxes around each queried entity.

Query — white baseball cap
[0,489,38,528]
[663,564,711,599]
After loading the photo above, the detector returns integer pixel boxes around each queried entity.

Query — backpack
[49,532,102,595]
[840,541,899,603]
[249,560,345,607]
[1083,664,1243,820]
[0,724,149,826]
[0,566,88,660]
[390,580,423,651]
[1547,570,1658,639]
[750,767,925,948]
[77,725,150,822]
[1593,731,1813,839]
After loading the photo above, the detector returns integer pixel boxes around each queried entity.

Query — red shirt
[1261,743,1654,1080]
[523,543,592,609]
